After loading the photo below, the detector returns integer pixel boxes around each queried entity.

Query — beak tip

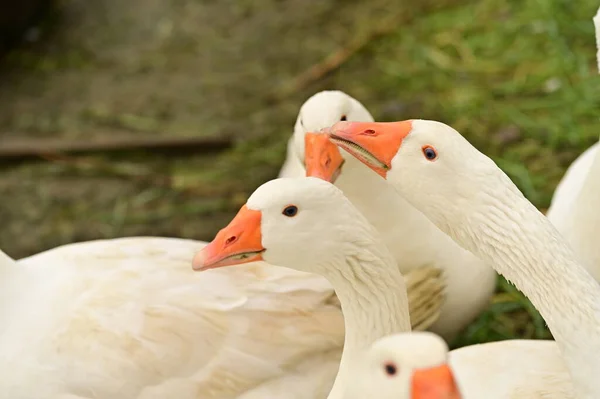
[192,250,208,271]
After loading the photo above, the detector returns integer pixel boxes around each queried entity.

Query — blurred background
[0,0,598,347]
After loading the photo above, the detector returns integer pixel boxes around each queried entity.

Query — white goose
[546,7,600,281]
[346,332,461,399]
[0,236,439,398]
[327,119,600,398]
[193,177,428,399]
[279,90,496,340]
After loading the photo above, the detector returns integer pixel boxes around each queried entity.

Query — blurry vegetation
[0,0,598,347]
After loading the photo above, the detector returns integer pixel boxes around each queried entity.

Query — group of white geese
[2,8,600,399]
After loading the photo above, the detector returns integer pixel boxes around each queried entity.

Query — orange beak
[304,133,345,183]
[326,121,413,179]
[411,364,462,399]
[192,205,265,271]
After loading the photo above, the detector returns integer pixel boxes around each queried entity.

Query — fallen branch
[0,134,233,159]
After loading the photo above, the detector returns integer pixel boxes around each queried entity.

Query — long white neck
[423,172,600,399]
[325,239,411,399]
[565,142,600,279]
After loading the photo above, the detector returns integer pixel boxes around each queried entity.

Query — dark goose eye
[384,362,397,376]
[340,115,347,121]
[282,205,298,217]
[422,145,438,161]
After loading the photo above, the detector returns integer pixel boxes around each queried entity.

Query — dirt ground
[1,0,599,345]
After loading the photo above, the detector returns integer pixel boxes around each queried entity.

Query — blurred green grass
[0,0,599,348]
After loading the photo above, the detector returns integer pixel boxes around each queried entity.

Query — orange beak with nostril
[192,205,265,271]
[304,133,345,183]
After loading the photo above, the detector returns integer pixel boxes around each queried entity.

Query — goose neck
[325,246,410,399]
[436,178,600,398]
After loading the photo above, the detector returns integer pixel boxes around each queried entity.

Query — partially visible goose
[0,238,340,399]
[0,237,441,397]
[327,119,600,398]
[346,332,461,399]
[280,90,496,340]
[193,177,438,399]
[546,7,600,280]
[278,91,372,182]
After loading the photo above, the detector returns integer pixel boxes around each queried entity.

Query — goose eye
[422,145,437,161]
[340,115,347,121]
[282,205,298,217]
[384,362,397,376]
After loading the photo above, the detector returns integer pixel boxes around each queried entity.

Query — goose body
[279,91,496,340]
[1,236,439,399]
[547,141,598,225]
[546,141,600,280]
[1,238,339,399]
[449,340,572,398]
[327,119,600,398]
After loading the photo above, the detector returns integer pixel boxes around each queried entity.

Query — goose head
[347,332,461,399]
[192,177,385,277]
[327,119,505,229]
[293,91,374,182]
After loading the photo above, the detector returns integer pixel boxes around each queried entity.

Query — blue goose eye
[422,145,438,161]
[282,205,298,217]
